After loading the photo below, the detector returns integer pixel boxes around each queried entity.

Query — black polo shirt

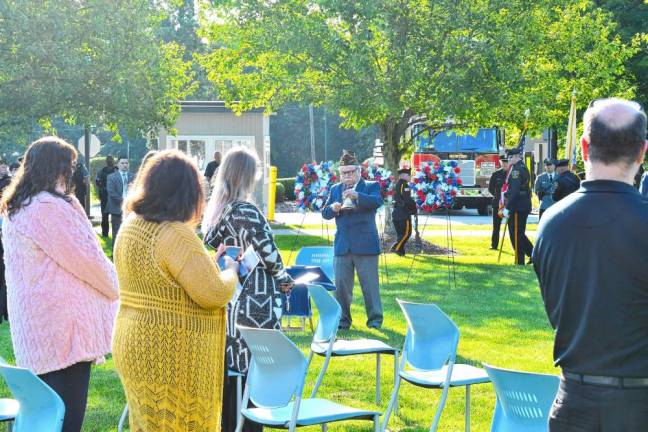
[532,180,648,377]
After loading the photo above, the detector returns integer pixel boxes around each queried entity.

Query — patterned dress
[204,201,293,374]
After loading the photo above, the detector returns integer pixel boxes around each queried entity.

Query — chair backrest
[295,247,335,281]
[307,284,341,344]
[0,363,65,432]
[239,326,308,408]
[484,363,559,432]
[398,300,459,371]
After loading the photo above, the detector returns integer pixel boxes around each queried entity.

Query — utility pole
[323,110,328,161]
[309,104,316,162]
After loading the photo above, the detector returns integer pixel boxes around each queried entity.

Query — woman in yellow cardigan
[112,150,238,431]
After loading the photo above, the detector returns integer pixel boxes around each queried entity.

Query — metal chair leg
[381,374,401,432]
[375,353,381,404]
[374,414,380,432]
[465,385,471,432]
[429,384,451,432]
[321,423,328,432]
[393,352,399,414]
[118,404,128,432]
[311,353,332,398]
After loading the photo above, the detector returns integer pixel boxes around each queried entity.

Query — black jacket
[488,168,507,205]
[505,161,532,213]
[392,178,416,220]
[552,171,580,202]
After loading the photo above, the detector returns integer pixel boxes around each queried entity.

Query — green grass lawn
[0,233,554,431]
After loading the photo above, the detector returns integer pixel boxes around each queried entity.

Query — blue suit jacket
[322,179,382,256]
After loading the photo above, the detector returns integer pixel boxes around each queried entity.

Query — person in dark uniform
[391,168,417,256]
[95,156,117,237]
[488,155,508,249]
[552,159,581,202]
[0,159,11,324]
[501,147,533,265]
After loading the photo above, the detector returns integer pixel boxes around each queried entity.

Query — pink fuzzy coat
[2,192,118,374]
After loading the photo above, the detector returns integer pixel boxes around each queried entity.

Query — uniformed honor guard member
[501,147,534,265]
[391,168,417,256]
[488,155,508,250]
[552,158,581,202]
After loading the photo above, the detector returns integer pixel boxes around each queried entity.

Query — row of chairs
[0,286,559,432]
[235,285,561,432]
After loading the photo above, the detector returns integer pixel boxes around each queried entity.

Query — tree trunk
[380,119,407,236]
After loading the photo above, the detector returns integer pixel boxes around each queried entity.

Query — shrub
[275,182,286,203]
[278,177,296,201]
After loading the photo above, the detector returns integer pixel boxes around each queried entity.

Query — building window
[167,136,255,169]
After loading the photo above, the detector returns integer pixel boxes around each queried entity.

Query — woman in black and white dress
[202,147,293,432]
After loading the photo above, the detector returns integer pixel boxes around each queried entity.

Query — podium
[282,265,336,330]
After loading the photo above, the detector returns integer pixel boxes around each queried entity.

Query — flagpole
[566,89,578,171]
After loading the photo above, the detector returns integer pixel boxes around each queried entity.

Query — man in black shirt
[390,168,417,256]
[95,156,116,237]
[487,155,508,249]
[204,151,221,184]
[533,98,648,431]
[501,147,533,265]
[552,159,581,202]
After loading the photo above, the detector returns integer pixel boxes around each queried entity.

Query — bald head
[583,98,647,165]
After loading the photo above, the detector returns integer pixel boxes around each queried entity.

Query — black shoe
[338,325,350,332]
[527,259,533,265]
[367,323,382,329]
[489,246,498,250]
[393,249,405,256]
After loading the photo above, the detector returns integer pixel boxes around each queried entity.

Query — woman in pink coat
[1,136,118,432]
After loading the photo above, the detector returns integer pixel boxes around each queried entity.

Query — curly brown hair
[1,136,77,217]
[125,150,204,225]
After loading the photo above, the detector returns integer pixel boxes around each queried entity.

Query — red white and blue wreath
[294,161,337,211]
[361,159,394,200]
[411,161,462,212]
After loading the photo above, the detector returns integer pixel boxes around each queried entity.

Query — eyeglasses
[340,169,358,176]
[588,98,644,112]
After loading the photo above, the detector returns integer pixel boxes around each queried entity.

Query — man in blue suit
[322,151,383,330]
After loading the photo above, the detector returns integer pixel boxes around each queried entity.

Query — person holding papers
[202,146,294,432]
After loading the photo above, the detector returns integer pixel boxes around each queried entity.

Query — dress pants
[99,191,110,237]
[334,254,382,328]
[491,208,503,249]
[507,211,533,265]
[39,361,92,432]
[550,378,648,431]
[111,213,123,249]
[392,217,412,254]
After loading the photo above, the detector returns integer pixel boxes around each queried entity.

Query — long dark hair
[125,150,204,225]
[1,136,77,217]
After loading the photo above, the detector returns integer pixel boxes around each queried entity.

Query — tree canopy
[0,0,194,137]
[200,0,637,170]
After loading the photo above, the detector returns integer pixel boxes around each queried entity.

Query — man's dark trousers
[99,190,110,237]
[111,213,122,250]
[550,378,648,431]
[392,217,412,254]
[508,211,532,264]
[491,209,503,249]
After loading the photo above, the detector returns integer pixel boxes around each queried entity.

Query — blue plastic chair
[307,284,398,405]
[0,361,65,432]
[118,369,244,431]
[283,247,336,330]
[236,326,381,432]
[483,364,559,432]
[382,300,490,432]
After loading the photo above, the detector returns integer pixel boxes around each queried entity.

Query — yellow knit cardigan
[112,216,236,432]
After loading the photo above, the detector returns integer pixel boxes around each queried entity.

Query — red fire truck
[410,123,503,215]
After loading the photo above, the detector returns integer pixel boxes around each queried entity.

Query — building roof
[180,101,265,114]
